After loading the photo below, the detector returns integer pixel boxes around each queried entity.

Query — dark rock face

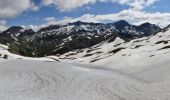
[162,24,170,32]
[0,20,162,57]
[113,20,131,29]
[0,26,23,44]
[136,22,162,36]
[0,26,35,44]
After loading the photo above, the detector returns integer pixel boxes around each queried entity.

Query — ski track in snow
[0,60,170,100]
[1,30,170,100]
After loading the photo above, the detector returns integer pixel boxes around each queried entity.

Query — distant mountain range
[0,20,165,57]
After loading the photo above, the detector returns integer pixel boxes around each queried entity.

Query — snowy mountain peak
[4,26,23,33]
[163,24,170,32]
[113,20,130,26]
[0,20,163,57]
[1,26,170,100]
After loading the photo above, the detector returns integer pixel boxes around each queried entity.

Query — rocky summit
[0,20,161,57]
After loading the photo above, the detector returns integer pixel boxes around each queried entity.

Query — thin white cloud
[0,0,38,18]
[0,20,8,31]
[44,17,56,22]
[23,24,40,31]
[41,0,158,12]
[17,0,170,31]
[0,0,39,31]
[38,9,170,28]
[37,0,170,28]
[42,0,96,12]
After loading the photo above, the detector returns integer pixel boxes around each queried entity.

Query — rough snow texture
[0,59,170,100]
[1,29,170,100]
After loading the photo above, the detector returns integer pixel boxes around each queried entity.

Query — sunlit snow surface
[1,30,170,100]
[1,59,170,100]
[0,59,170,100]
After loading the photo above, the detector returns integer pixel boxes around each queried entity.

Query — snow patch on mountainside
[49,29,170,75]
[0,25,170,100]
[0,43,54,62]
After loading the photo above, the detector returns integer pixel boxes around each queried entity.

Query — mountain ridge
[0,20,163,57]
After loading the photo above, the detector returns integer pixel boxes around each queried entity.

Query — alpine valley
[0,20,161,57]
[1,20,170,100]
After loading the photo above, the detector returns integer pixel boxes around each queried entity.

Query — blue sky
[7,1,129,26]
[0,0,170,31]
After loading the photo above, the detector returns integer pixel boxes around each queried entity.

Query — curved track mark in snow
[0,60,170,100]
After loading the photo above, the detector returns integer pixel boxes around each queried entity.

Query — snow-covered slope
[49,27,170,74]
[0,25,170,100]
[0,43,54,62]
[0,20,161,57]
[1,58,170,100]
